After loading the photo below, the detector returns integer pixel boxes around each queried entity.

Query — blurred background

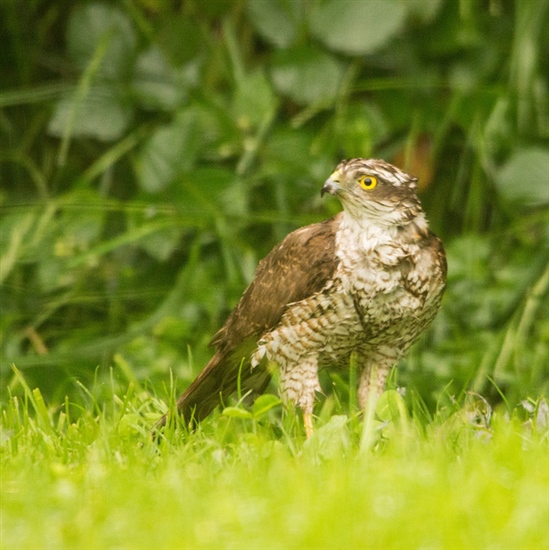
[1,0,548,414]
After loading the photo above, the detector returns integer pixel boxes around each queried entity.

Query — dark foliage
[1,0,548,412]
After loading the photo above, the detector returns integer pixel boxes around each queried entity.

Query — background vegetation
[2,0,549,407]
[1,0,548,547]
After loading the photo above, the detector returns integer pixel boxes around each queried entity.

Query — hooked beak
[321,175,341,197]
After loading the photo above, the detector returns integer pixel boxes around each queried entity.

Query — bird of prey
[157,158,447,436]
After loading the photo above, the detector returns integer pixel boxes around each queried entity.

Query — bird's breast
[252,221,445,370]
[336,233,445,344]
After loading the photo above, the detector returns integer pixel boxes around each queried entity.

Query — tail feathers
[176,352,229,423]
[155,351,271,431]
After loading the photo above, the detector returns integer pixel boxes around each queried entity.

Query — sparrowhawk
[157,159,447,436]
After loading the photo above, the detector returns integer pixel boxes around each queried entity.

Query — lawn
[2,372,548,549]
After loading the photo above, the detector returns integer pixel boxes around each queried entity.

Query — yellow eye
[358,175,378,190]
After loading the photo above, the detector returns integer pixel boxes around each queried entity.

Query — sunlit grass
[2,374,548,550]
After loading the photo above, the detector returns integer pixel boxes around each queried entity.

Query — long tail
[155,351,270,431]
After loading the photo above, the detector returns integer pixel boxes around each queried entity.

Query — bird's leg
[358,358,392,452]
[303,410,314,439]
[357,363,390,410]
[279,356,321,438]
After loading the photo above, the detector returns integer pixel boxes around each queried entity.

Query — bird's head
[322,158,423,227]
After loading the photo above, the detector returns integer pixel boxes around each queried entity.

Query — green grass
[2,375,548,550]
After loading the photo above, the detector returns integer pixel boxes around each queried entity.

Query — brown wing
[212,213,341,352]
[158,214,341,427]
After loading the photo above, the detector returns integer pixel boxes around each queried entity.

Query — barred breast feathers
[334,205,446,310]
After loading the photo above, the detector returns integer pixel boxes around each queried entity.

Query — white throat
[335,209,430,265]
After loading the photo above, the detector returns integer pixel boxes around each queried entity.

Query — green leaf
[334,103,381,159]
[157,15,202,65]
[263,127,314,172]
[134,110,202,193]
[270,46,344,104]
[175,168,247,220]
[303,415,351,459]
[34,194,105,291]
[132,47,198,112]
[252,394,282,418]
[406,0,443,23]
[309,0,407,55]
[376,390,409,423]
[0,212,36,284]
[48,86,132,141]
[32,388,54,433]
[222,406,254,419]
[247,0,303,47]
[233,69,276,130]
[495,148,549,206]
[137,226,183,262]
[67,3,137,80]
[199,0,233,18]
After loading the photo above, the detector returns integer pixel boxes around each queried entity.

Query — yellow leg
[360,392,379,452]
[358,361,391,453]
[303,411,314,438]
